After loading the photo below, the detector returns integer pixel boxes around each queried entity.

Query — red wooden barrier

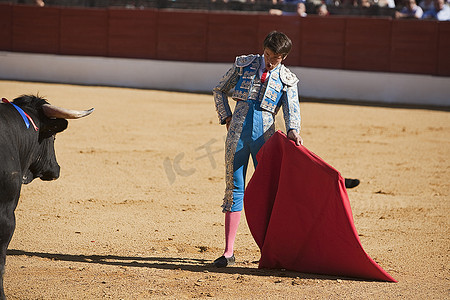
[60,8,108,56]
[390,19,438,75]
[0,4,12,51]
[438,22,450,76]
[157,11,208,62]
[300,16,346,69]
[108,9,158,59]
[345,17,391,72]
[207,12,259,63]
[0,4,449,76]
[12,5,60,54]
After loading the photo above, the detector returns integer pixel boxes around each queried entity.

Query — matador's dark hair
[263,31,292,58]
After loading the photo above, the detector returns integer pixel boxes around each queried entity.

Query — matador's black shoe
[345,178,360,189]
[213,255,235,268]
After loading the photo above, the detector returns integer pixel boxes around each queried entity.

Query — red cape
[244,131,396,282]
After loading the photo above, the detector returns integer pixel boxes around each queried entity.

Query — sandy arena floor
[0,80,449,299]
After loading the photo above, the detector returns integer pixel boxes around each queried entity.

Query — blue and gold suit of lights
[213,54,301,212]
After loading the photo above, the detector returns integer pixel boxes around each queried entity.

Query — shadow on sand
[7,248,363,282]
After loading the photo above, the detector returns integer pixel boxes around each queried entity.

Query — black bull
[0,95,93,299]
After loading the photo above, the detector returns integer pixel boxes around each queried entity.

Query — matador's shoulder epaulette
[235,54,258,68]
[280,65,299,86]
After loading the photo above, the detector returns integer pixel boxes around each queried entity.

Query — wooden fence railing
[0,4,449,76]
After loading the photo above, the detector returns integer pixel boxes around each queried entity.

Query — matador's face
[263,48,285,71]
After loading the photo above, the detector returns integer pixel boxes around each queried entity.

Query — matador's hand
[288,129,303,146]
[225,116,232,131]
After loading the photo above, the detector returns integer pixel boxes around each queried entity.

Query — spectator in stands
[316,3,330,14]
[345,0,396,8]
[395,0,424,18]
[271,0,292,3]
[419,0,434,10]
[342,0,359,6]
[269,0,308,16]
[378,0,397,8]
[422,0,450,20]
[359,0,372,7]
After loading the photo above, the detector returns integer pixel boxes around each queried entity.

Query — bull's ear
[40,119,68,139]
[49,118,69,133]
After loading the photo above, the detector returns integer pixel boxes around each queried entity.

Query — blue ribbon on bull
[2,98,38,131]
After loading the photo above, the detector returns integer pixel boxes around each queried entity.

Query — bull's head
[16,95,94,184]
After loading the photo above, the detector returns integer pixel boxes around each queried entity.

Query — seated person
[316,3,330,15]
[395,0,424,18]
[422,0,450,20]
[269,0,308,16]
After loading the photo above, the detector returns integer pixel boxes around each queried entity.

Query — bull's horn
[42,104,94,119]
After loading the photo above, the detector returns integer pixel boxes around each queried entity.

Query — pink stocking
[223,211,241,258]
